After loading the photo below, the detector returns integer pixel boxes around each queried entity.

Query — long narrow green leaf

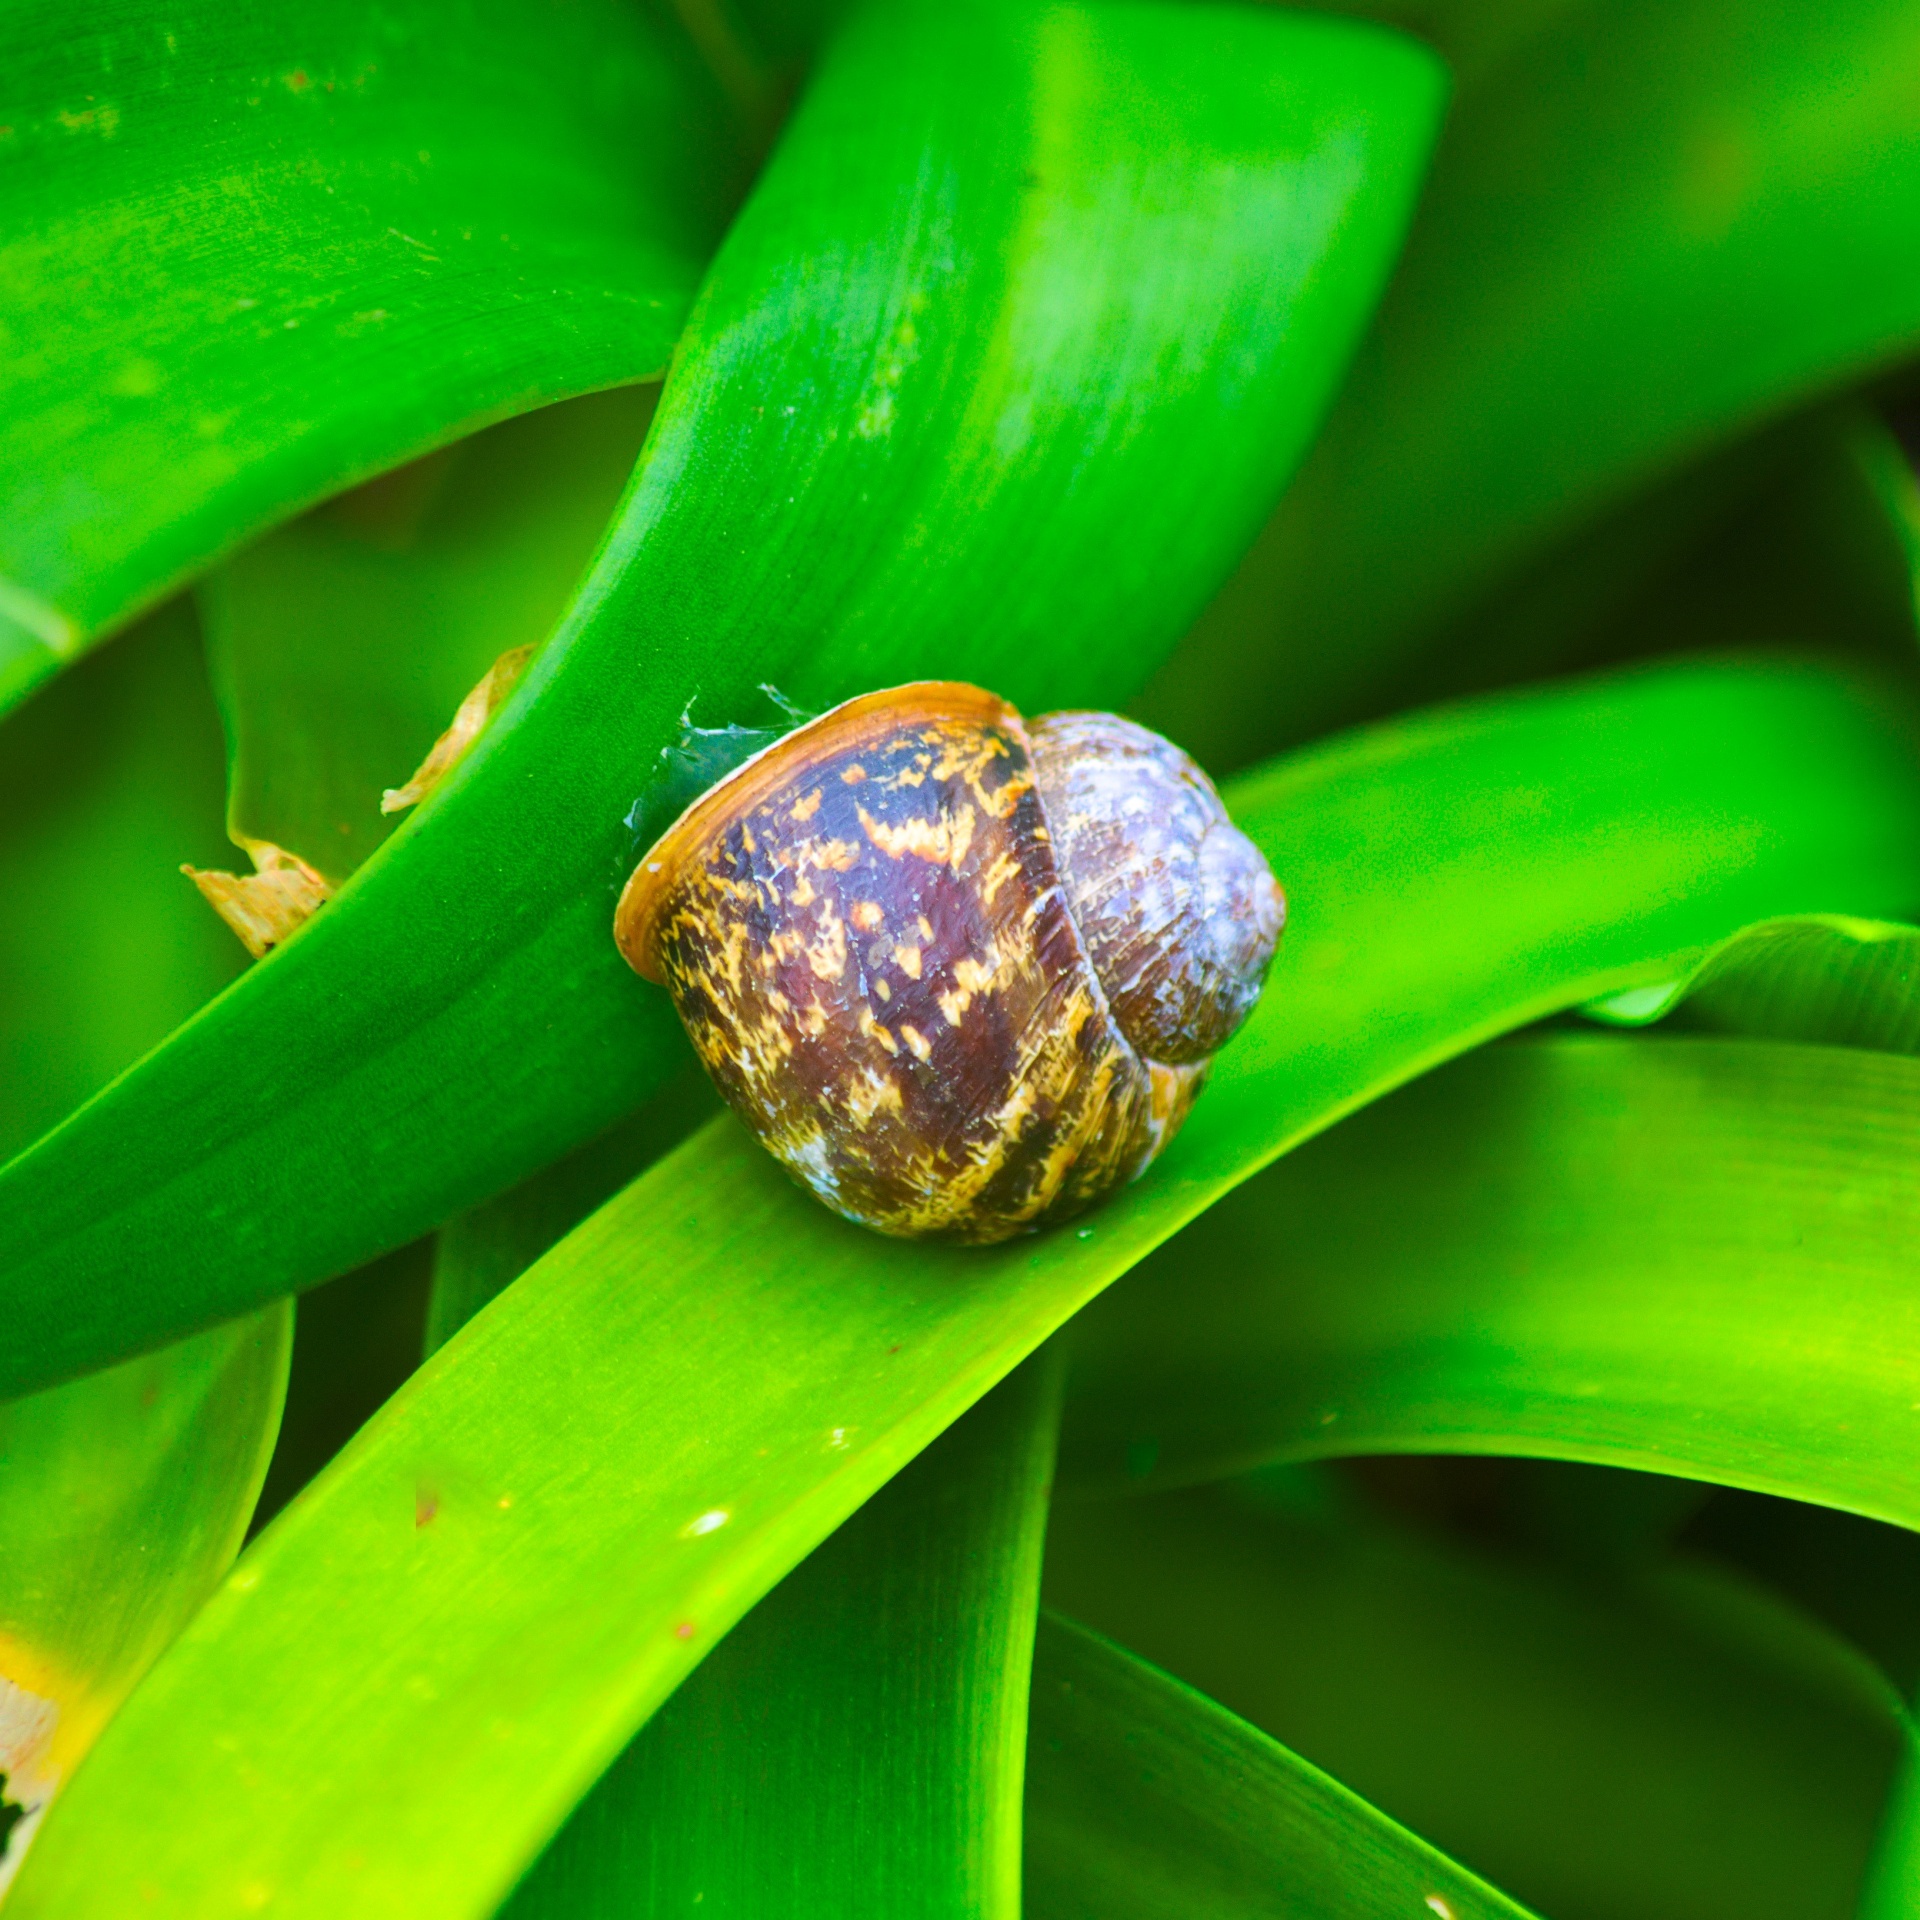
[1144,0,1920,767]
[507,1355,1058,1918]
[1044,1476,1903,1920]
[1026,1608,1537,1920]
[0,1306,289,1892]
[1061,1032,1920,1520]
[0,0,740,710]
[0,0,1446,1395]
[16,659,1920,1915]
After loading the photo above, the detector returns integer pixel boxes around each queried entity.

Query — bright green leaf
[0,0,1447,1394]
[0,0,741,710]
[1145,0,1920,767]
[0,1305,290,1892]
[1026,1607,1538,1920]
[16,656,1920,1912]
[507,1355,1058,1918]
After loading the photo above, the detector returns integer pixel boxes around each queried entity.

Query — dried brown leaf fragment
[381,644,535,816]
[182,841,332,959]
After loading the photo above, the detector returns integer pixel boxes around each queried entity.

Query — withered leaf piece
[181,842,332,959]
[380,645,535,816]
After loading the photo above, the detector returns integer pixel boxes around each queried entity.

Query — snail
[615,682,1283,1243]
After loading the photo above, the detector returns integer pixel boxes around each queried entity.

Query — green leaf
[1329,401,1920,728]
[506,1354,1058,1918]
[1586,911,1920,1046]
[202,387,659,879]
[0,0,1447,1394]
[1716,406,1920,657]
[1864,405,1920,616]
[425,1063,718,1357]
[1062,1031,1920,1523]
[1865,1749,1920,1920]
[16,656,1920,1913]
[1026,1608,1538,1920]
[251,1240,432,1532]
[1044,1474,1903,1920]
[0,599,241,1160]
[0,0,741,712]
[0,1305,290,1891]
[1145,0,1920,767]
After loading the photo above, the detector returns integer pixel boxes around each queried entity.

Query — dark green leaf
[1145,0,1920,766]
[250,1241,432,1532]
[0,600,240,1160]
[1026,1608,1537,1919]
[1044,1475,1902,1920]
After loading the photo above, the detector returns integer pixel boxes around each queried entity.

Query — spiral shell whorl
[1026,711,1284,1065]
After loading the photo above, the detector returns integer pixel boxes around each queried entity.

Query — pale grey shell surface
[1027,710,1284,1065]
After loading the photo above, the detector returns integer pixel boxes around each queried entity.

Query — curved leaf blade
[1586,910,1920,1048]
[507,1356,1058,1919]
[1062,1032,1920,1522]
[1044,1476,1902,1920]
[1147,0,1920,764]
[0,0,740,710]
[0,0,1447,1394]
[1026,1608,1537,1920]
[15,657,1920,1913]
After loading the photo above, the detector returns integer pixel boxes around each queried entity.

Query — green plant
[4,0,1920,1913]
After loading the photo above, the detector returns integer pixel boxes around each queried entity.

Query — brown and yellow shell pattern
[615,683,1167,1242]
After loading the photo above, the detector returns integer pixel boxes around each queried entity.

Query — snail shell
[614,682,1283,1243]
